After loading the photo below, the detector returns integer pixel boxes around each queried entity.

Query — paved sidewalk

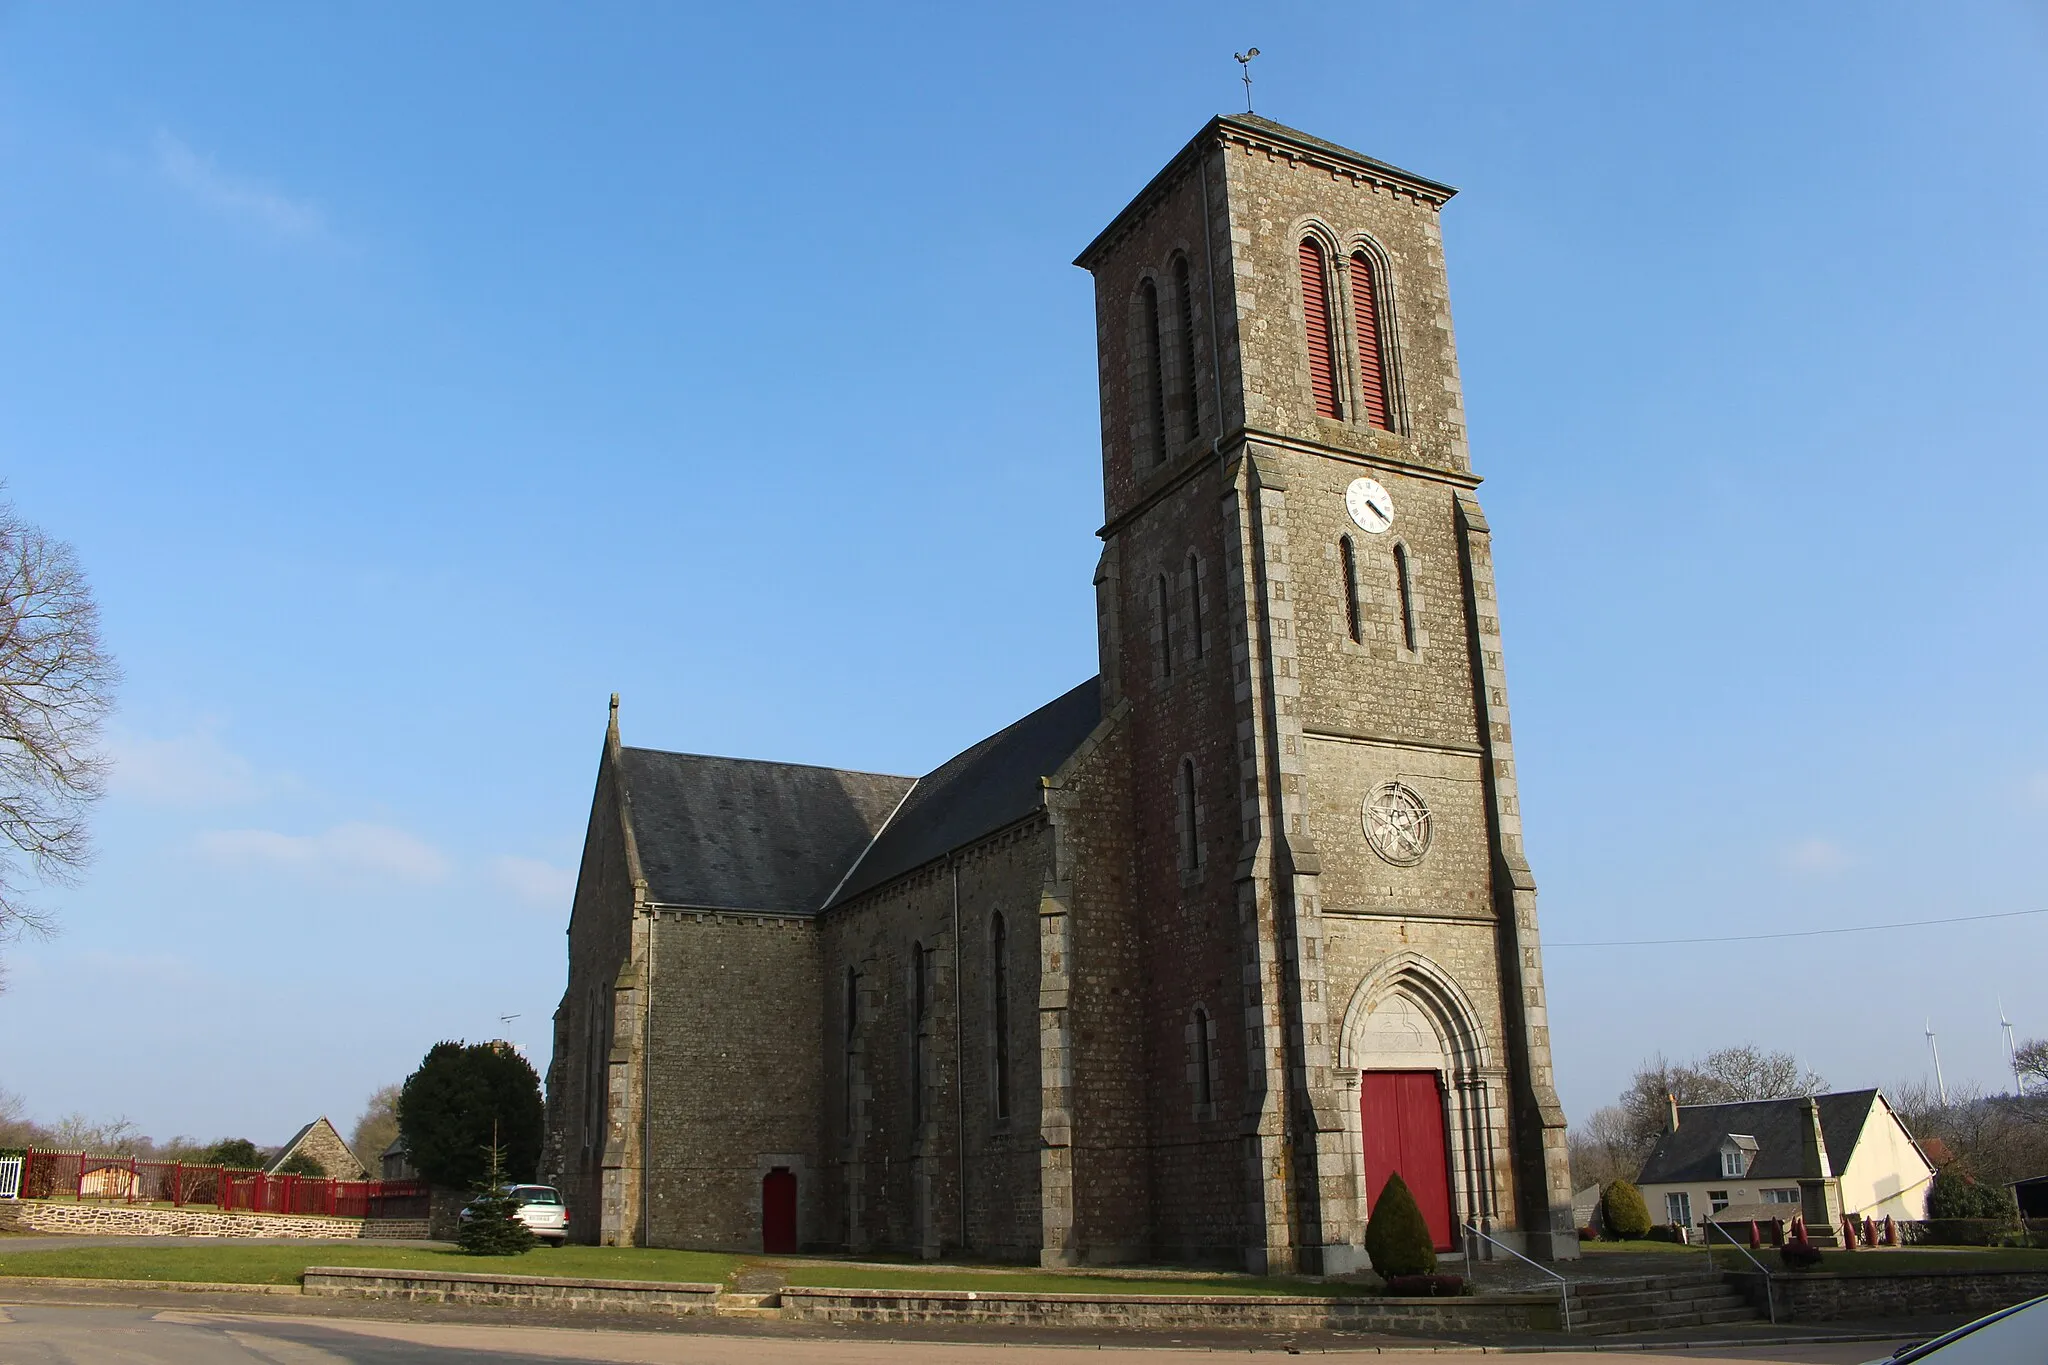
[0,1300,1942,1363]
[0,1277,1960,1358]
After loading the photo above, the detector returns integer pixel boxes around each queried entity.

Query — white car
[458,1184,569,1247]
[1868,1294,2047,1365]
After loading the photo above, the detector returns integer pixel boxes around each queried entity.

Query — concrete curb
[0,1275,303,1295]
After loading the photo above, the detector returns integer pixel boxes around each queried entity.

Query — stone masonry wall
[286,1120,369,1181]
[820,821,1051,1261]
[1740,1268,2048,1322]
[1043,704,1152,1264]
[545,736,640,1241]
[641,913,822,1252]
[5,1200,427,1240]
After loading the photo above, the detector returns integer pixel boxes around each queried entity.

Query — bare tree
[0,493,117,958]
[1567,1103,1641,1189]
[2017,1038,2048,1094]
[0,1084,39,1147]
[1607,1045,1828,1160]
[350,1082,401,1172]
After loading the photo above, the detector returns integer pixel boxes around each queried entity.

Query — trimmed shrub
[1780,1240,1823,1270]
[275,1151,324,1178]
[1927,1169,2017,1223]
[1600,1180,1652,1239]
[1365,1173,1438,1279]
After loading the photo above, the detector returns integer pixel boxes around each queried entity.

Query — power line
[1549,905,2048,948]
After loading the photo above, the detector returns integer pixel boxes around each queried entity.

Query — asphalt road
[0,1302,1918,1365]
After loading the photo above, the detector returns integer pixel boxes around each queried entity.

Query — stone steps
[714,1291,784,1320]
[1565,1273,1764,1336]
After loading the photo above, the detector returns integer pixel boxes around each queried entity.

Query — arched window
[1178,758,1200,870]
[1192,1006,1214,1106]
[1349,250,1392,431]
[1173,255,1200,442]
[1186,553,1204,661]
[1340,536,1363,644]
[909,942,927,1131]
[1299,238,1342,419]
[1394,542,1418,652]
[1157,572,1173,678]
[1139,277,1168,466]
[990,913,1011,1120]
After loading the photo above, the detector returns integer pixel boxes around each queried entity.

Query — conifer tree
[1364,1172,1438,1279]
[456,1129,535,1256]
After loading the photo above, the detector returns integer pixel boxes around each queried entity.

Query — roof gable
[1638,1089,1883,1185]
[828,678,1102,906]
[618,748,913,915]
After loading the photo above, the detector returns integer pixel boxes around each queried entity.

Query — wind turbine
[1926,1018,1948,1105]
[2000,997,2021,1094]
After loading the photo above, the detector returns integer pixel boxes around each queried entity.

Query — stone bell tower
[1075,115,1577,1270]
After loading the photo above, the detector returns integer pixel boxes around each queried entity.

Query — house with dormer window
[1636,1089,1933,1238]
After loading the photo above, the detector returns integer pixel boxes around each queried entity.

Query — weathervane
[1234,48,1260,114]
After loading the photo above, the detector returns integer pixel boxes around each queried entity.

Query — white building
[1636,1089,1933,1238]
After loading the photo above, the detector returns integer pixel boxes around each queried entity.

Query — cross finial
[1233,48,1260,115]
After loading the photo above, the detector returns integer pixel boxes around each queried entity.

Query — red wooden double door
[1361,1070,1456,1251]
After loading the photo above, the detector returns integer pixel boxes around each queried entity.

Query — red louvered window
[1299,238,1342,419]
[1350,251,1392,430]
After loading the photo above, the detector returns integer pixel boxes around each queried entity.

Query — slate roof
[618,748,913,914]
[616,677,1102,917]
[1638,1090,1885,1185]
[829,678,1102,906]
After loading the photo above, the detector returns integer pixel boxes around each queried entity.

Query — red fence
[14,1149,429,1220]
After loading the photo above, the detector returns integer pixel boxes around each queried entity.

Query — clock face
[1346,477,1394,534]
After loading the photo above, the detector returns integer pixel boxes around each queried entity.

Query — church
[542,113,1578,1272]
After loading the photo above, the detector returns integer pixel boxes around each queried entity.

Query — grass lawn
[0,1240,1373,1297]
[0,1242,740,1286]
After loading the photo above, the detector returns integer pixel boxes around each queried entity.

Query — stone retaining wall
[778,1286,1559,1332]
[302,1265,1558,1331]
[5,1199,428,1241]
[303,1266,722,1314]
[1731,1268,2048,1322]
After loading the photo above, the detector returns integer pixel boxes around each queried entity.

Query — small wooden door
[761,1168,797,1253]
[1362,1070,1456,1251]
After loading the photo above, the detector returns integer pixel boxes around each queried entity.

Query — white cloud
[105,724,269,808]
[152,130,330,242]
[195,822,450,884]
[1782,837,1852,875]
[2026,773,2048,804]
[487,855,577,909]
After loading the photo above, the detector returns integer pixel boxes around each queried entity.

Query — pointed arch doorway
[1342,954,1500,1256]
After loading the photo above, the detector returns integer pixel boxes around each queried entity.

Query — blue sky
[2,1,2044,1146]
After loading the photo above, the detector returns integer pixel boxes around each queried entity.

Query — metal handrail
[1702,1220,1777,1324]
[1461,1221,1571,1333]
